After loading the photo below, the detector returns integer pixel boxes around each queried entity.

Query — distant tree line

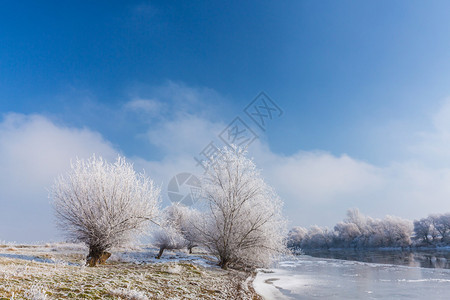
[287,209,450,250]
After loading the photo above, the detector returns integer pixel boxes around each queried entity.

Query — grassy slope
[0,245,262,300]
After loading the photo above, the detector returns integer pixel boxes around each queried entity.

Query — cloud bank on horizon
[1,82,450,243]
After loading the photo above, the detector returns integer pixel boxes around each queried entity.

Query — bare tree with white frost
[152,204,187,258]
[52,155,160,266]
[413,213,449,245]
[174,204,202,253]
[429,213,450,243]
[152,224,187,259]
[287,226,308,249]
[197,146,287,270]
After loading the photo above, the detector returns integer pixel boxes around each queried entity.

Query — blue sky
[2,1,450,242]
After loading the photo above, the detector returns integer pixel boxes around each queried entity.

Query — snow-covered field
[0,243,260,299]
[254,255,450,299]
[9,243,450,299]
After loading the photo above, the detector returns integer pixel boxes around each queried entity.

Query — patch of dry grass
[0,244,261,300]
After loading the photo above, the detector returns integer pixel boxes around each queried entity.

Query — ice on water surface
[254,255,450,299]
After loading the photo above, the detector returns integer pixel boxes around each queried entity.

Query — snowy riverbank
[0,243,262,299]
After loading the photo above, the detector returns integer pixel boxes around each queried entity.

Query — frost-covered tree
[429,213,450,243]
[288,209,415,250]
[152,204,201,258]
[345,208,367,232]
[413,213,450,246]
[198,146,287,269]
[334,222,361,247]
[337,209,413,248]
[303,226,334,249]
[175,204,202,253]
[375,216,413,248]
[345,208,373,247]
[152,225,187,259]
[413,217,437,245]
[287,227,308,249]
[52,155,160,266]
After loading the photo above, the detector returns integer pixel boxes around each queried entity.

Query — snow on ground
[253,269,291,300]
[109,246,219,269]
[0,243,260,299]
[254,268,321,300]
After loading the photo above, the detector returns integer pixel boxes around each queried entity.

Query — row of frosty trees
[52,147,286,269]
[288,208,450,250]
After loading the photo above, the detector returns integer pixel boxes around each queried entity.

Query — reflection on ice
[254,255,450,299]
[304,249,450,269]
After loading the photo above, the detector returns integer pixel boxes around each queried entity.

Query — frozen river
[254,253,450,299]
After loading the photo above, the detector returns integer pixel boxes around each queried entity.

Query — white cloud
[431,98,450,135]
[0,113,119,242]
[257,151,450,228]
[4,84,450,242]
[244,98,450,227]
[125,98,165,116]
[131,95,450,228]
[127,80,229,118]
[146,114,225,155]
[254,148,384,203]
[132,113,226,207]
[410,98,450,166]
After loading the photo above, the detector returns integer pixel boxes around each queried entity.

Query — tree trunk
[156,247,165,259]
[187,243,197,254]
[86,247,111,267]
[219,259,229,270]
